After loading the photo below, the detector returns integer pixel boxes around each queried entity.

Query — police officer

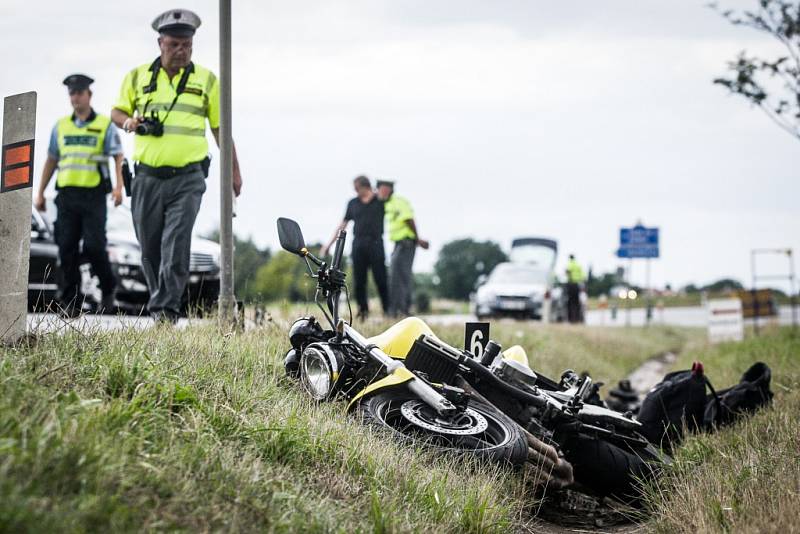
[376,180,429,317]
[322,176,389,319]
[565,254,585,323]
[35,74,124,317]
[111,9,243,323]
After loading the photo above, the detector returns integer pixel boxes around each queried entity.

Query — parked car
[473,262,560,321]
[29,203,221,315]
[28,208,59,311]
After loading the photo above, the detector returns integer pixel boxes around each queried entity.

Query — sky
[1,1,797,292]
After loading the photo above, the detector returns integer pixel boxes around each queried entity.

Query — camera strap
[141,57,195,122]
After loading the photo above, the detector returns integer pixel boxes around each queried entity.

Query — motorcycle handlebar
[332,230,346,271]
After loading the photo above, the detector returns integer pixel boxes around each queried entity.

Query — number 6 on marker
[464,322,490,359]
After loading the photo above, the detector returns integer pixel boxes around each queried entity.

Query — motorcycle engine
[493,359,538,391]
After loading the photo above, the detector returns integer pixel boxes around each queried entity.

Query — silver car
[473,262,555,320]
[473,237,570,321]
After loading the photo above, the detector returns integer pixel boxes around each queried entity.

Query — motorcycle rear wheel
[357,390,529,468]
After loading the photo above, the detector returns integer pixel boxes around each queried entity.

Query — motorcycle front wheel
[357,390,529,468]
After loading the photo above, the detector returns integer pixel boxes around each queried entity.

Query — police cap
[62,74,94,91]
[152,9,201,37]
[376,179,395,188]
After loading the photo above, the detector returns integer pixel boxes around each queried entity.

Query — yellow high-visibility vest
[566,259,585,283]
[114,60,220,168]
[56,113,111,188]
[384,194,417,242]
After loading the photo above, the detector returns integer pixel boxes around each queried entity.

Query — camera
[135,111,164,137]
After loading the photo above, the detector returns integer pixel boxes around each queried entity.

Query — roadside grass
[644,327,800,533]
[0,316,698,532]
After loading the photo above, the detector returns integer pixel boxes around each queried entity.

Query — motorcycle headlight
[300,343,343,401]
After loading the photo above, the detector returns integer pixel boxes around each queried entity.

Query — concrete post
[1,92,37,344]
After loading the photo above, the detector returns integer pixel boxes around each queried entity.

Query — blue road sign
[618,224,659,258]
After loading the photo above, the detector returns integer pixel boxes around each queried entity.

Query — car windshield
[489,264,548,285]
[509,244,556,268]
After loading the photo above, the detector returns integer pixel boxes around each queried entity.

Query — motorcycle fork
[341,321,457,416]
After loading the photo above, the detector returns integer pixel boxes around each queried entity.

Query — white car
[473,262,555,320]
[473,237,570,321]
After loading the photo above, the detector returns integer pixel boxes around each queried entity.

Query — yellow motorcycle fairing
[365,317,438,359]
[347,367,415,411]
[345,317,437,411]
[347,317,535,411]
[502,345,531,367]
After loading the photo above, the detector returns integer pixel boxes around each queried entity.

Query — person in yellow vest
[111,9,243,323]
[376,180,429,317]
[565,254,586,323]
[34,74,124,317]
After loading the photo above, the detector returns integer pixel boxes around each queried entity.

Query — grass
[0,312,698,533]
[644,326,800,533]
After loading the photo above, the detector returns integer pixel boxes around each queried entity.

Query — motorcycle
[277,217,530,467]
[277,218,667,503]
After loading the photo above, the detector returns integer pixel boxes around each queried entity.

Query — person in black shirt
[322,176,389,319]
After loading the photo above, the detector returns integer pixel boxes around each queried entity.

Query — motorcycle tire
[561,434,665,505]
[357,390,529,468]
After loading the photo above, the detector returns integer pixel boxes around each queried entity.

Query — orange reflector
[1,139,35,193]
[3,166,30,188]
[4,144,30,166]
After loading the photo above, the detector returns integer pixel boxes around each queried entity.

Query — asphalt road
[421,305,798,328]
[26,305,797,334]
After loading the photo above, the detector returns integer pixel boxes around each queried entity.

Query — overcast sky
[1,1,797,291]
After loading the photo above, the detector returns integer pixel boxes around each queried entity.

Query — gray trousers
[131,168,205,315]
[389,239,416,316]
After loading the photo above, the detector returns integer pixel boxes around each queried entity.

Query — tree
[204,230,271,301]
[252,250,317,302]
[702,278,745,292]
[434,239,507,300]
[586,272,620,298]
[712,1,800,140]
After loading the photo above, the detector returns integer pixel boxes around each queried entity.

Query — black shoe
[97,293,117,315]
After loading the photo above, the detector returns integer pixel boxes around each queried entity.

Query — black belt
[135,160,203,179]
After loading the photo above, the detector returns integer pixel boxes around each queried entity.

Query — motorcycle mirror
[277,217,307,256]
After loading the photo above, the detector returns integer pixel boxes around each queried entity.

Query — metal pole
[751,249,759,335]
[218,0,235,327]
[645,257,652,326]
[788,249,797,329]
[626,258,632,327]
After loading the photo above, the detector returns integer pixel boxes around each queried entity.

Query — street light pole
[218,0,235,327]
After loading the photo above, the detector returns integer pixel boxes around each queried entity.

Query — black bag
[703,361,773,429]
[638,361,708,450]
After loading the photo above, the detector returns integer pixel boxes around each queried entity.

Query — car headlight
[300,343,343,401]
[107,245,141,266]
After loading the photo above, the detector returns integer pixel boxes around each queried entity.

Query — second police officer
[35,74,124,317]
[111,9,243,323]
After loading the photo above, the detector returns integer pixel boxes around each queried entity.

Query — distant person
[111,8,243,323]
[34,74,125,317]
[376,180,429,317]
[565,254,585,323]
[322,176,389,319]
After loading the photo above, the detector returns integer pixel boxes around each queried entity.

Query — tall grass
[644,327,800,533]
[0,316,698,532]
